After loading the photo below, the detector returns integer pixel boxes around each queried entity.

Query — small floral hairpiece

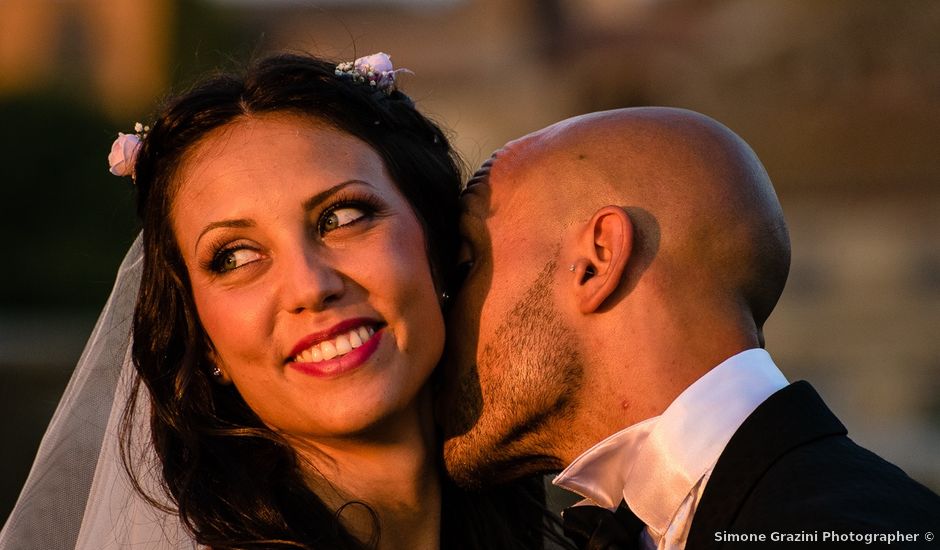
[108,122,149,179]
[334,52,412,95]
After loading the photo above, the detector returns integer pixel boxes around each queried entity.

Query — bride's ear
[570,206,632,314]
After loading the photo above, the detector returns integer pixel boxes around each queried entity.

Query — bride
[1,52,563,549]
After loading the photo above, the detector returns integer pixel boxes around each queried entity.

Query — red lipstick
[287,318,384,378]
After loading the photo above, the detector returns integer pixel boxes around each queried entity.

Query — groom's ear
[571,206,632,314]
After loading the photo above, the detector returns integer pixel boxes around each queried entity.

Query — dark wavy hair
[120,52,562,549]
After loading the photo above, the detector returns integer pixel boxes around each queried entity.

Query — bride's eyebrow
[195,218,255,253]
[302,179,375,212]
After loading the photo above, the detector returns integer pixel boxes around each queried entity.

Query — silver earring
[211,365,222,378]
[441,291,451,302]
[569,264,576,272]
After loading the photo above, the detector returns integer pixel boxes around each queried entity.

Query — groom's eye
[454,260,474,285]
[452,240,475,288]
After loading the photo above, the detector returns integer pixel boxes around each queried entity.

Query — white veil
[0,235,197,549]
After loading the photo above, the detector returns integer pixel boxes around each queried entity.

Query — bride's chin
[282,389,435,453]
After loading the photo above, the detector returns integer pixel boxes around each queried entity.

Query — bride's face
[170,114,444,442]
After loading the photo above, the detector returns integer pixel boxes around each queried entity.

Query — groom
[438,107,940,549]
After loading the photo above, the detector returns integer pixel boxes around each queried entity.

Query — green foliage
[0,93,139,308]
[0,0,257,309]
[169,0,261,90]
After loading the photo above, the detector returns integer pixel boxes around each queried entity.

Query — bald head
[479,107,790,330]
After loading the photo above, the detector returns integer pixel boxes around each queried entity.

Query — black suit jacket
[685,381,940,549]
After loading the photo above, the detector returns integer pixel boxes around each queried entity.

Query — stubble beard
[443,255,584,489]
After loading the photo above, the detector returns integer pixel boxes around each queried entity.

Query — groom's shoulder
[739,431,940,529]
[716,382,940,530]
[700,380,940,535]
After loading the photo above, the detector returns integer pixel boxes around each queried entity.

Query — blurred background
[1,0,938,524]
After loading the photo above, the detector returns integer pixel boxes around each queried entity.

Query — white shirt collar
[553,349,788,536]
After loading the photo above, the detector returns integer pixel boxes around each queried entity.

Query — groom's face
[439,148,584,488]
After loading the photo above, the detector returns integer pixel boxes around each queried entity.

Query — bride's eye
[211,247,263,273]
[319,204,368,235]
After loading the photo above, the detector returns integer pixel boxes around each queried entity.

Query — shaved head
[441,107,791,484]
[487,107,790,329]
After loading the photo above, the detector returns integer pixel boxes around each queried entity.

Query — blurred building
[0,0,174,119]
[2,0,938,522]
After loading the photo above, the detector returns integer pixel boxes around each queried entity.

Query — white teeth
[293,325,378,363]
[321,340,338,360]
[335,334,352,355]
[349,329,363,348]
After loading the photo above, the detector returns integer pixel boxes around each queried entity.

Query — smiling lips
[292,325,375,363]
[288,318,383,377]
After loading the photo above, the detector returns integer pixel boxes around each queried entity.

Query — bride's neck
[292,385,441,550]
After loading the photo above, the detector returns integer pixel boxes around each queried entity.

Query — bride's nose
[280,246,345,313]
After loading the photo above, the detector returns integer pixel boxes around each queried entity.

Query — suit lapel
[686,381,847,549]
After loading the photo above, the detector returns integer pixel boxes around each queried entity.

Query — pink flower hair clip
[334,52,412,95]
[108,122,149,180]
